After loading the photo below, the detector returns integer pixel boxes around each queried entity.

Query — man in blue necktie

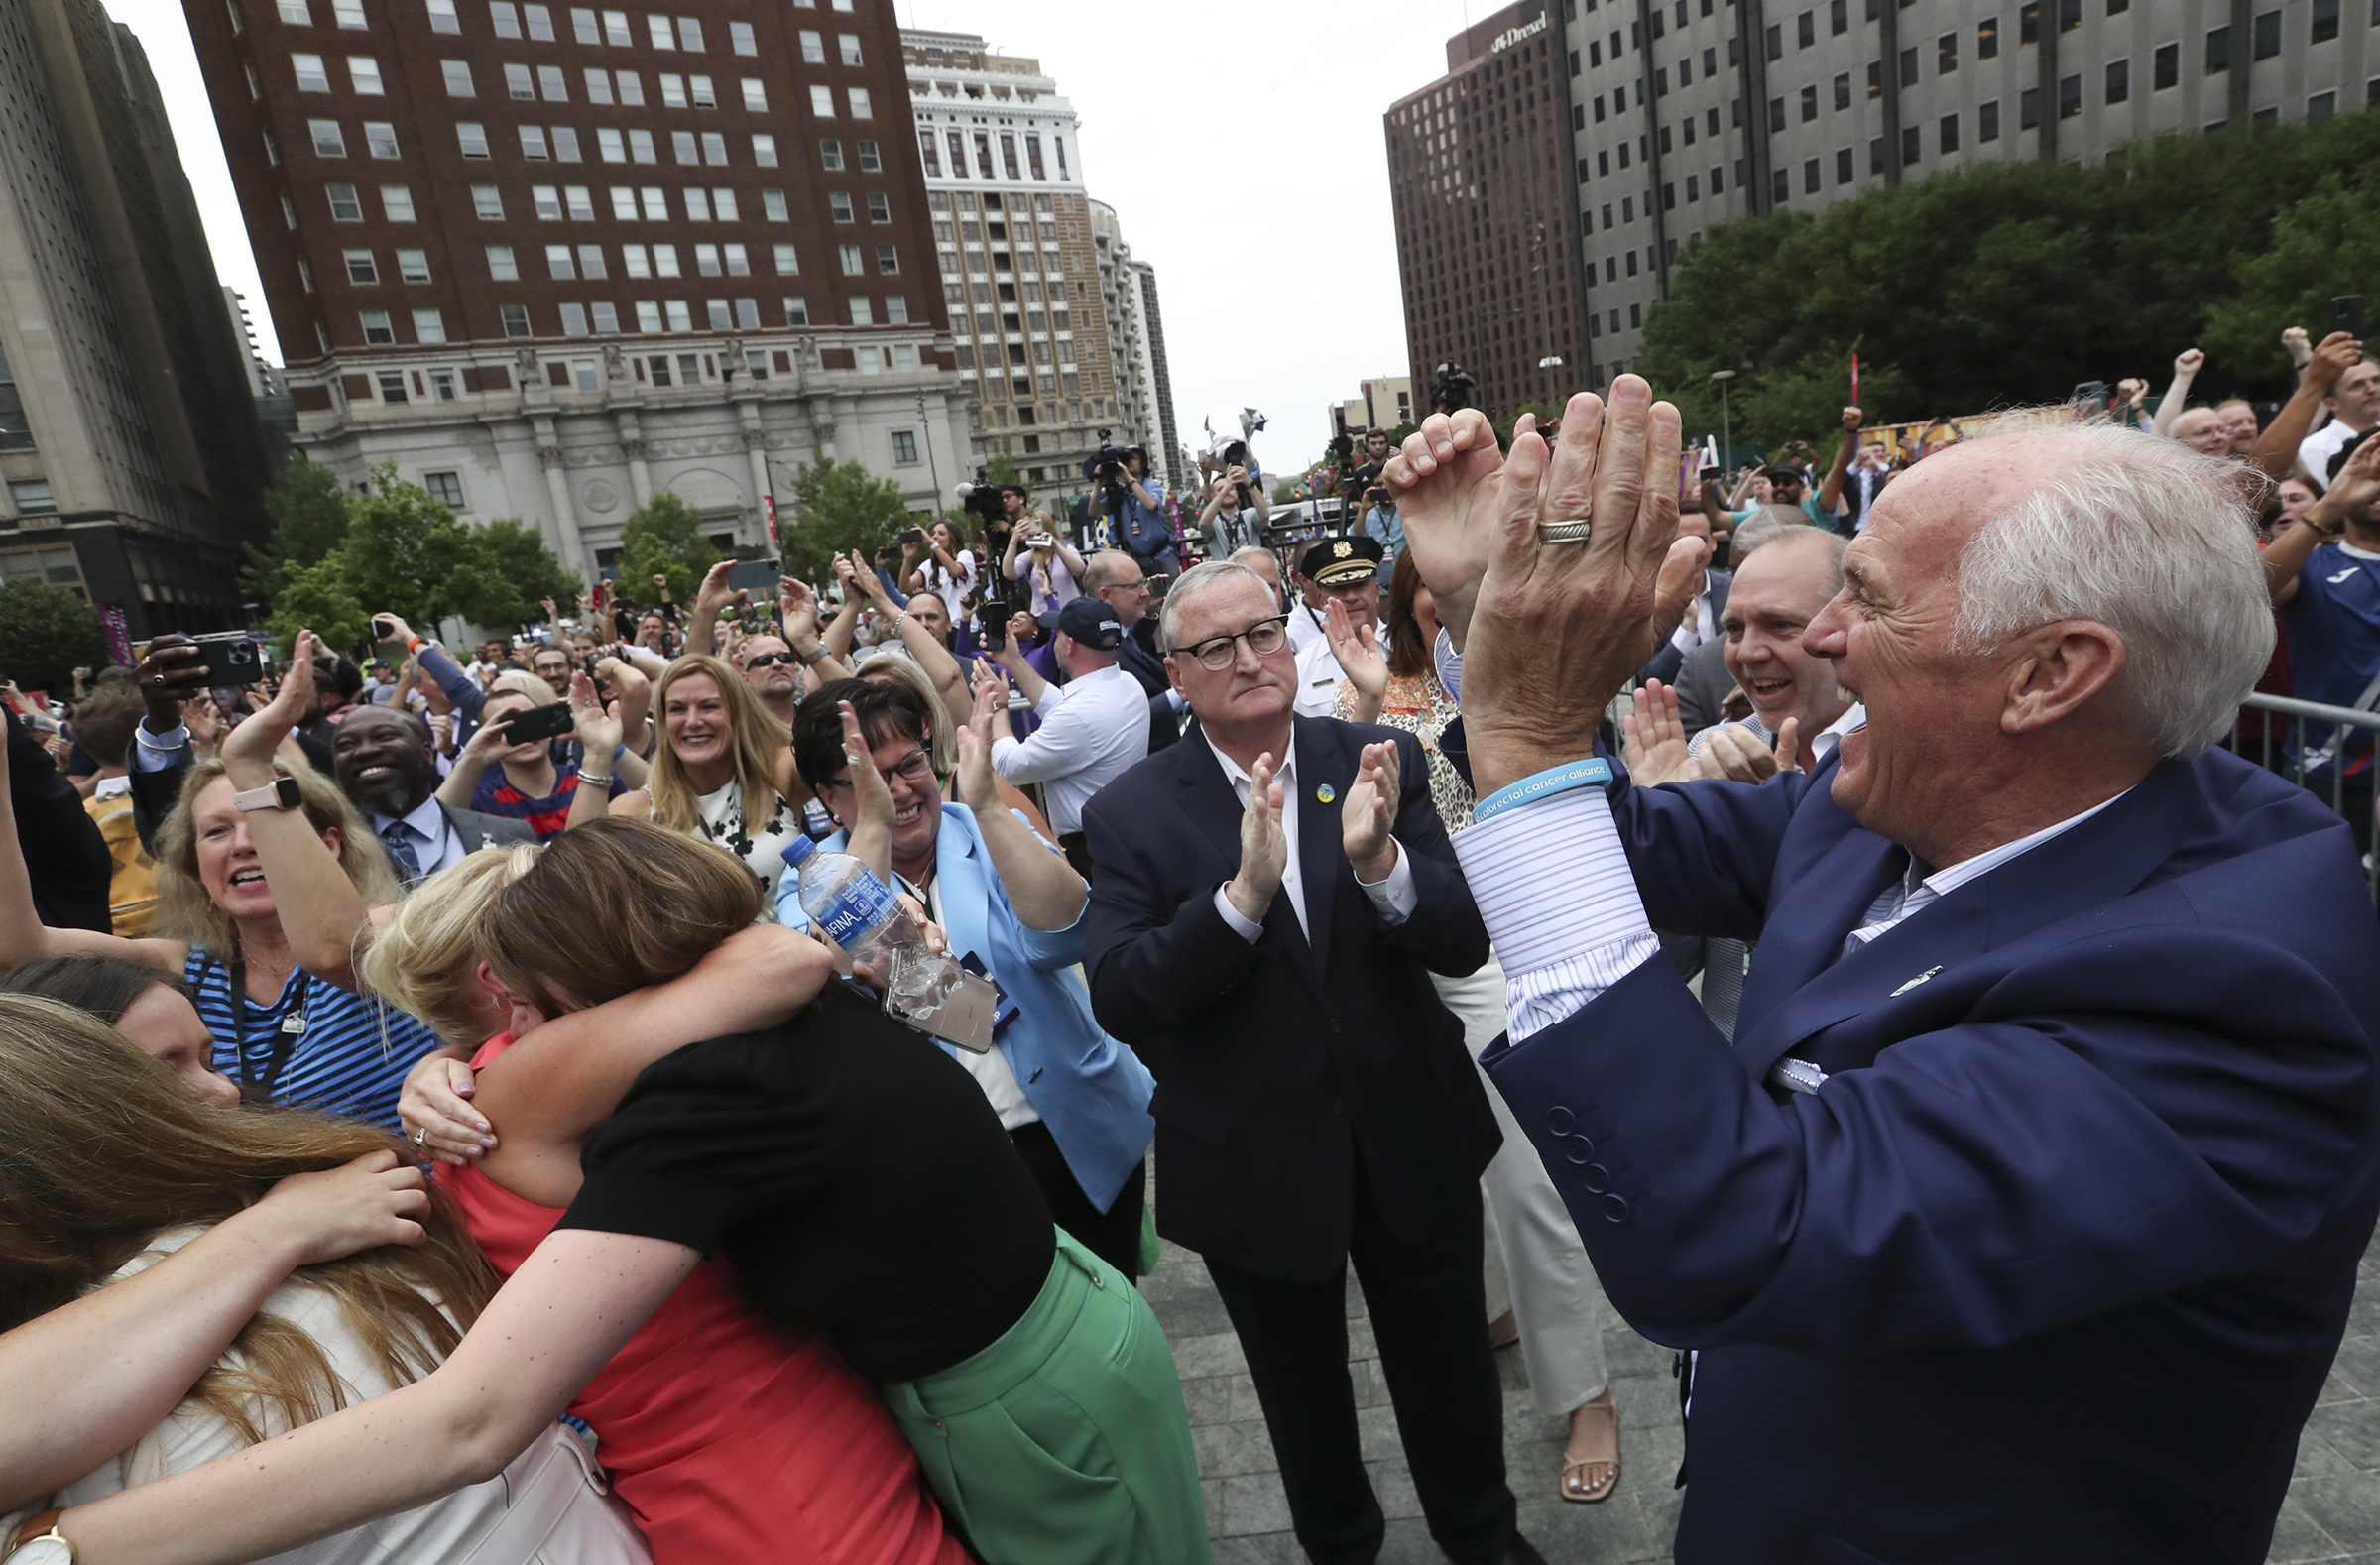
[332,708,535,888]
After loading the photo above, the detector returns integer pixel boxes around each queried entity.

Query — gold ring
[1537,518,1592,544]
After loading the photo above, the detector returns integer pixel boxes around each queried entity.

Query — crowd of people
[2,324,2378,1565]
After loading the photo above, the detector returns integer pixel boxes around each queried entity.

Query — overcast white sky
[101,0,1475,476]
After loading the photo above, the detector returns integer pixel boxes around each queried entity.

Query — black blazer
[1082,714,1498,1283]
[1637,569,1732,687]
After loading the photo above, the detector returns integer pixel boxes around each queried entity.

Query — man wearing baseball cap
[1291,535,1387,718]
[985,593,1153,873]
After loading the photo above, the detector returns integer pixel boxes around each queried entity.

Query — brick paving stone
[1151,1211,2380,1563]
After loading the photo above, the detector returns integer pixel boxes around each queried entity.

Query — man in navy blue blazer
[1386,381,2380,1565]
[1083,559,1539,1565]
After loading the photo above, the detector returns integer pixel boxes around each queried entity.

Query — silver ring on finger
[1536,518,1593,545]
[412,1127,428,1147]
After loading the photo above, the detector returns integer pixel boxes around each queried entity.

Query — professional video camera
[953,468,1009,527]
[1431,362,1479,416]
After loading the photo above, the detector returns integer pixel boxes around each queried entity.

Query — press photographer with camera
[1197,459,1268,559]
[899,521,980,627]
[1087,445,1172,574]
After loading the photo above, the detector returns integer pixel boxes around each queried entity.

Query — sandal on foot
[1560,1391,1620,1504]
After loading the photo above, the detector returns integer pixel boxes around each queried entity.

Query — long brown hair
[1384,548,1433,680]
[152,757,402,962]
[484,817,759,1018]
[646,655,790,836]
[0,995,494,1446]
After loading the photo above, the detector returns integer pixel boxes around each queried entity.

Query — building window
[2154,42,2179,88]
[1835,71,1851,109]
[1979,98,2001,139]
[2313,0,2340,42]
[810,83,834,116]
[839,243,862,275]
[1939,31,1958,71]
[858,139,881,172]
[886,294,907,324]
[830,190,853,222]
[1770,168,1789,204]
[2059,72,2082,115]
[838,30,862,63]
[699,132,727,165]
[1899,45,1917,85]
[344,247,377,283]
[616,69,644,106]
[397,247,430,282]
[799,28,823,61]
[1940,112,1960,152]
[892,430,917,464]
[751,133,778,167]
[1835,147,1853,182]
[506,62,534,98]
[579,243,607,278]
[2311,89,2338,118]
[364,120,398,158]
[783,296,808,325]
[723,242,749,276]
[677,15,702,49]
[413,307,447,342]
[821,138,844,171]
[2251,9,2279,58]
[1902,124,1921,163]
[2105,58,2129,102]
[520,125,549,159]
[2021,86,2041,127]
[347,56,383,93]
[773,242,799,275]
[441,59,473,95]
[2205,26,2229,73]
[877,244,898,274]
[326,181,363,220]
[309,118,346,156]
[376,369,407,402]
[501,303,532,336]
[279,0,312,20]
[486,243,518,278]
[730,18,756,53]
[561,302,590,334]
[849,296,874,326]
[429,369,458,401]
[360,308,394,343]
[867,192,890,222]
[548,242,577,279]
[848,87,872,118]
[1978,16,1998,57]
[6,481,57,516]
[293,52,330,90]
[421,471,465,507]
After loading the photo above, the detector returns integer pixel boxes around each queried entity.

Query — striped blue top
[183,947,442,1134]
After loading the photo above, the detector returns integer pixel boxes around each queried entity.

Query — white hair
[1951,422,2273,759]
[1158,560,1273,657]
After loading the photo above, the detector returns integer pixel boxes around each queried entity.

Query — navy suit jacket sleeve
[1082,791,1274,1043]
[1372,727,1490,979]
[1486,828,2379,1360]
[1607,767,1812,940]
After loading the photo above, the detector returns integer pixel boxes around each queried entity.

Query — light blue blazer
[776,801,1155,1212]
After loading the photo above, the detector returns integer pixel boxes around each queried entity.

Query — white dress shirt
[1203,736,1416,943]
[1668,586,1718,655]
[1687,703,1867,764]
[371,793,466,881]
[989,662,1150,837]
[1448,757,2132,1067]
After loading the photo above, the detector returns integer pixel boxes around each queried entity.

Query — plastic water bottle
[781,836,961,1012]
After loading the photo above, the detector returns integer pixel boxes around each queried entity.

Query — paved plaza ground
[1142,1224,2380,1563]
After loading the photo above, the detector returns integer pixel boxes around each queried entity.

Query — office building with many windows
[0,0,272,636]
[1391,0,2380,413]
[900,30,1173,491]
[186,0,967,580]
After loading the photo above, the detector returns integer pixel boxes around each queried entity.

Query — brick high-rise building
[1384,0,1589,423]
[183,0,966,582]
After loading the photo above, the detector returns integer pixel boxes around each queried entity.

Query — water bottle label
[817,872,898,948]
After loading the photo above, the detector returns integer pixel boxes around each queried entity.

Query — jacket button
[1581,1162,1612,1194]
[1563,1134,1597,1164]
[1546,1106,1576,1136]
[1600,1193,1630,1224]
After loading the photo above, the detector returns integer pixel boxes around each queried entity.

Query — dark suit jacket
[1669,634,1736,739]
[1484,750,2380,1565]
[1637,570,1731,687]
[1115,621,1180,754]
[1083,715,1497,1282]
[8,711,110,932]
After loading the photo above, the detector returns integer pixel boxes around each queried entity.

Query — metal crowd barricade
[2225,693,2380,906]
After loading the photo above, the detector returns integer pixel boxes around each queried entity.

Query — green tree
[615,491,720,605]
[0,580,108,692]
[241,452,350,600]
[2202,173,2380,375]
[778,457,911,578]
[467,519,584,626]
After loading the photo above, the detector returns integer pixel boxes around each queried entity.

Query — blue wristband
[1470,757,1614,825]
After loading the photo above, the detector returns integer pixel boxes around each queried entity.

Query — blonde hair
[647,655,788,836]
[0,994,494,1446]
[486,671,559,708]
[855,651,956,782]
[356,846,540,1048]
[153,758,403,964]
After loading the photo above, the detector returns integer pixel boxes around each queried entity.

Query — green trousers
[884,1228,1211,1565]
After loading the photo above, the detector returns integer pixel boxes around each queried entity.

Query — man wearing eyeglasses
[1082,560,1536,1565]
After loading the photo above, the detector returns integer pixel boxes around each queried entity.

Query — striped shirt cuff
[1449,786,1657,1041]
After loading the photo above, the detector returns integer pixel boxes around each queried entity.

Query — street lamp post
[1711,369,1736,470]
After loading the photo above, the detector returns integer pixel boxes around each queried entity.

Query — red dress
[440,1034,967,1565]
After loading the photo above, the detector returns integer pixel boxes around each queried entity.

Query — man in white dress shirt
[1385,381,2379,1564]
[986,595,1152,874]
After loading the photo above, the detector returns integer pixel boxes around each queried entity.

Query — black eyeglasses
[819,748,935,792]
[744,652,795,669]
[1180,615,1290,672]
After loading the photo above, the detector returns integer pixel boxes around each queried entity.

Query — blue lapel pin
[1316,782,1337,804]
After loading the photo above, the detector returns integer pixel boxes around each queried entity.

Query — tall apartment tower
[0,0,273,635]
[1565,0,2380,381]
[1130,260,1183,485]
[184,0,967,582]
[1384,1,1590,423]
[1087,201,1165,480]
[899,30,1154,495]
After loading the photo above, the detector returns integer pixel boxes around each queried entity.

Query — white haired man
[1389,380,2380,1563]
